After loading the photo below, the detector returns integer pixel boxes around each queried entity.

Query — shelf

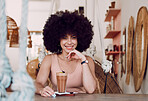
[106,51,125,55]
[105,8,121,22]
[104,30,120,39]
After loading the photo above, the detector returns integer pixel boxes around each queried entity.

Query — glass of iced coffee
[56,72,67,93]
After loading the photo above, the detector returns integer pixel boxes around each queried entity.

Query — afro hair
[43,10,94,54]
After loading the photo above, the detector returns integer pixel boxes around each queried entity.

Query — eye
[61,36,68,39]
[71,35,77,39]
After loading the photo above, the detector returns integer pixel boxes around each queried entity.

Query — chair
[94,60,123,94]
[26,59,39,80]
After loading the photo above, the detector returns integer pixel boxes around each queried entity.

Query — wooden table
[35,94,148,101]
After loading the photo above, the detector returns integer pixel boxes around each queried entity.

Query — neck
[58,53,69,61]
[61,50,69,58]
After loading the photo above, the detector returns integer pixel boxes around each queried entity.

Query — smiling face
[60,34,78,54]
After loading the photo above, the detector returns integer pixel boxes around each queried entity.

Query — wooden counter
[35,94,148,101]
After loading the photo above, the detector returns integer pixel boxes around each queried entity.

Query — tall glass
[56,72,67,93]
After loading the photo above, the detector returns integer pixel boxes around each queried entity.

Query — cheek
[73,40,78,47]
[60,40,65,45]
[60,40,67,49]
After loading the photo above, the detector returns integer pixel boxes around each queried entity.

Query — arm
[82,56,97,93]
[35,55,54,97]
[67,50,97,93]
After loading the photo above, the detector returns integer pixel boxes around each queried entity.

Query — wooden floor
[35,94,148,101]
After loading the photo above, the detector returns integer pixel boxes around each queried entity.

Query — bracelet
[81,60,88,64]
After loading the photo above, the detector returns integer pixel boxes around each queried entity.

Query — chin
[66,50,72,53]
[65,49,74,53]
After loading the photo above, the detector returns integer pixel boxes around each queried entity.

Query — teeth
[66,46,73,48]
[66,46,73,50]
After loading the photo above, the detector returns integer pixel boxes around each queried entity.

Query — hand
[39,86,55,97]
[66,49,86,61]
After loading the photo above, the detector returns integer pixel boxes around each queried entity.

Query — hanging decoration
[120,27,126,78]
[133,6,148,92]
[0,0,35,100]
[125,16,134,85]
[0,0,13,100]
[8,0,35,100]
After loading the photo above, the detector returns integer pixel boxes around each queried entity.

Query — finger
[45,86,55,95]
[41,91,51,97]
[41,86,55,97]
[66,51,72,58]
[40,89,51,97]
[66,51,75,59]
[69,53,75,59]
[71,53,75,57]
[67,50,75,56]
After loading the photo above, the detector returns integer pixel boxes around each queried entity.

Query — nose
[67,37,72,44]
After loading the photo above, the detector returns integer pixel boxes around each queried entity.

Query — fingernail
[51,93,56,98]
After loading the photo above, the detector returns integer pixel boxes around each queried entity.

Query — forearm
[66,87,86,93]
[82,63,97,93]
[67,50,97,93]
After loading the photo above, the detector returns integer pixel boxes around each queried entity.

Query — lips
[66,46,73,50]
[65,45,74,50]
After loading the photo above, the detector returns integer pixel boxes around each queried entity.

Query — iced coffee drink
[56,72,67,93]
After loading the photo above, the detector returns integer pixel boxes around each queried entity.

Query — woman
[35,10,97,97]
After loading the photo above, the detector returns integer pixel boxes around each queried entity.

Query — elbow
[87,90,95,94]
[86,84,97,94]
[87,87,96,94]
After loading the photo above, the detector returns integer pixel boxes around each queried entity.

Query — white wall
[5,43,19,71]
[118,0,148,94]
[5,0,22,27]
[28,0,85,31]
[28,1,52,31]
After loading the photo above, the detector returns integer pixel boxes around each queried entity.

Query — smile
[65,46,74,50]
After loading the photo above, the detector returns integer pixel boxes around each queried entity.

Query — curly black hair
[43,10,94,54]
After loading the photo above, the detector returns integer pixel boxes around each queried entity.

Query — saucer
[55,92,78,95]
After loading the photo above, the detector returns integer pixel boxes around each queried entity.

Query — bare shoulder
[43,54,52,59]
[36,54,55,85]
[40,54,55,67]
[42,54,54,62]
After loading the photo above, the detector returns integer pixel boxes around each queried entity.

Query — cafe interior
[0,0,148,100]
